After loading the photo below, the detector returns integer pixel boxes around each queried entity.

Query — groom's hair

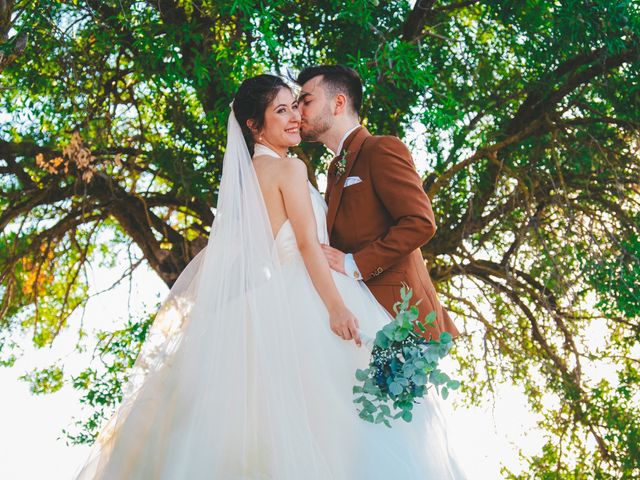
[296,65,362,116]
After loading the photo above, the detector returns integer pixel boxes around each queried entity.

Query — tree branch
[402,0,438,42]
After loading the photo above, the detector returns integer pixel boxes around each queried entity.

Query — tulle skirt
[74,256,467,479]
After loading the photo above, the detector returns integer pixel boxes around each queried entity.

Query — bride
[73,74,467,479]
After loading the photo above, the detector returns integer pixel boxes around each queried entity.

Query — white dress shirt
[333,124,361,156]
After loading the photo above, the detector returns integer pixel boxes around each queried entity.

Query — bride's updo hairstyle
[232,74,290,155]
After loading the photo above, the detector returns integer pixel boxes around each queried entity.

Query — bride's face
[257,88,301,148]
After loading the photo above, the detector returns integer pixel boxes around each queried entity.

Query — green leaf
[363,382,380,395]
[402,363,416,377]
[359,410,373,423]
[424,311,437,326]
[447,380,461,390]
[375,330,390,348]
[412,372,428,386]
[394,328,410,342]
[363,399,377,413]
[438,331,453,344]
[396,377,409,387]
[430,370,449,386]
[382,323,396,340]
[400,285,413,302]
[407,305,419,322]
[19,364,65,394]
[389,381,403,396]
[441,386,449,400]
[402,410,413,422]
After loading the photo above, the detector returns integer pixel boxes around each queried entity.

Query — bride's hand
[329,304,362,347]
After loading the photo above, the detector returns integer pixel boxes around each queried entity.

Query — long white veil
[74,110,332,478]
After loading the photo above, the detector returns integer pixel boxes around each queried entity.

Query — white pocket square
[344,176,363,187]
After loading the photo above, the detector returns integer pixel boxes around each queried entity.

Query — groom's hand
[321,244,346,274]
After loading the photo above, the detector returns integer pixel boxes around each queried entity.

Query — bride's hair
[232,74,290,155]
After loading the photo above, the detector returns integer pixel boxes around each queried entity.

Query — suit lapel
[326,126,371,236]
[324,157,338,203]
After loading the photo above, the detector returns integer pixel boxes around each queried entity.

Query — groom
[296,65,459,342]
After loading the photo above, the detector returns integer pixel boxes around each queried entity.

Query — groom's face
[298,76,333,142]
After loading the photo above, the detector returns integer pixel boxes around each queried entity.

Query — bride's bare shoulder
[252,154,281,176]
[277,156,308,182]
[253,155,307,190]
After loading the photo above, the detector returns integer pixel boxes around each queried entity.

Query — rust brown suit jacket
[326,126,459,341]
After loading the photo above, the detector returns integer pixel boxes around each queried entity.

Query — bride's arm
[279,158,361,347]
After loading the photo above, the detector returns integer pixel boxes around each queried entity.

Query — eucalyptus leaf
[438,331,453,344]
[412,372,427,386]
[447,380,461,390]
[424,311,436,327]
[375,331,390,348]
[389,381,403,396]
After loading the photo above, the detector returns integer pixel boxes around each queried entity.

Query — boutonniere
[335,149,349,178]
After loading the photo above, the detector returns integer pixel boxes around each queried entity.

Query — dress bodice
[252,144,329,265]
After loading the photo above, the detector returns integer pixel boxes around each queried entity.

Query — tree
[0,0,27,72]
[1,0,639,477]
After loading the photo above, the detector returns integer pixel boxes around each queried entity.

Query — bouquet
[353,286,460,427]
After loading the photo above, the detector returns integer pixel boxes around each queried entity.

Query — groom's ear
[334,93,348,115]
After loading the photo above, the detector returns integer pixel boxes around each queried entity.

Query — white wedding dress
[74,120,467,479]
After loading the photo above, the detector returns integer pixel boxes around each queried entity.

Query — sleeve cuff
[344,253,363,280]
